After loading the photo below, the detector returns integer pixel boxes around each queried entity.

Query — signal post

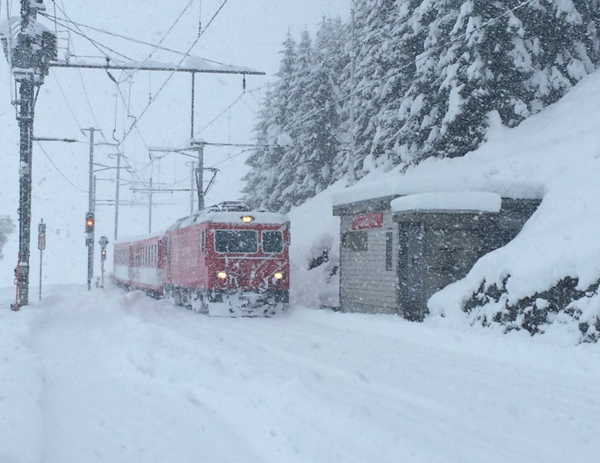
[38,219,46,301]
[85,212,95,290]
[99,236,109,289]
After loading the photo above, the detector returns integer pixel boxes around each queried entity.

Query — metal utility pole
[1,0,56,309]
[82,128,100,290]
[148,177,153,233]
[114,151,121,240]
[190,162,196,215]
[195,143,205,210]
[37,219,46,302]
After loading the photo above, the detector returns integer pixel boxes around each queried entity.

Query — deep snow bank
[2,283,600,462]
[325,69,600,342]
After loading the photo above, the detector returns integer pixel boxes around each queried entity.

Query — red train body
[113,202,290,316]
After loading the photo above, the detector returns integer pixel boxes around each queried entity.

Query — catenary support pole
[191,72,196,139]
[15,74,34,308]
[8,0,55,309]
[114,150,121,240]
[197,143,205,210]
[82,128,100,290]
[190,162,195,215]
[148,177,153,233]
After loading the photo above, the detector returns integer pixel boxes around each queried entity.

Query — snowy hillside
[320,66,600,341]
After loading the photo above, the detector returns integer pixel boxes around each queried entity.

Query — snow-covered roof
[114,230,165,246]
[391,192,502,214]
[170,210,289,230]
[332,169,544,207]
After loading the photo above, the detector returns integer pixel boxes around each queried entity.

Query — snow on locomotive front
[163,202,290,316]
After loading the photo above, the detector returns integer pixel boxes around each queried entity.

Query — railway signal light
[99,235,108,262]
[85,212,95,234]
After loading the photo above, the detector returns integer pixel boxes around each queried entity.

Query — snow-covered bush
[464,276,600,343]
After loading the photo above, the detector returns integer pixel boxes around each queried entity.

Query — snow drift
[322,68,600,342]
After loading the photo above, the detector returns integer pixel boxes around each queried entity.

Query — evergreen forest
[243,0,600,213]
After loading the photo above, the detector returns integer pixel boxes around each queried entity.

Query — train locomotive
[113,201,290,316]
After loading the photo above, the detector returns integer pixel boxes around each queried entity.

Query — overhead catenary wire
[40,12,236,69]
[142,0,195,63]
[48,20,133,63]
[50,68,84,130]
[35,141,87,193]
[118,0,231,148]
[44,0,240,189]
[49,1,157,188]
[54,1,131,64]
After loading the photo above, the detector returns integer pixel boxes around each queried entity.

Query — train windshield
[214,230,258,253]
[262,231,283,253]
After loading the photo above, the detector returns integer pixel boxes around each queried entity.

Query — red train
[113,201,290,316]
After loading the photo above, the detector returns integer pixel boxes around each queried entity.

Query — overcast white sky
[0,0,351,286]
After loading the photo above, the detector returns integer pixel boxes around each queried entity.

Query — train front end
[206,212,290,316]
[163,202,290,317]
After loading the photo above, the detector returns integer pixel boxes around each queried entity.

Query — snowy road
[1,285,600,463]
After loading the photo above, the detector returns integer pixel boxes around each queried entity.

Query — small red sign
[38,234,46,251]
[351,213,384,230]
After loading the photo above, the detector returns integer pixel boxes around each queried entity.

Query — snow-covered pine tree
[245,22,347,213]
[350,0,399,176]
[243,33,297,211]
[279,22,343,208]
[316,17,349,181]
[242,86,279,209]
[370,0,424,166]
[389,0,600,163]
[0,214,14,261]
[428,0,534,159]
[275,30,315,211]
[519,0,600,110]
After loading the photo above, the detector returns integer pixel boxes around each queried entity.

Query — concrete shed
[333,192,540,320]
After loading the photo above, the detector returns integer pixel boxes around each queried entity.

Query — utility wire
[119,0,231,147]
[142,0,195,62]
[41,12,233,67]
[35,141,87,192]
[56,0,106,141]
[53,21,132,62]
[50,68,84,130]
[239,95,258,114]
[187,83,268,142]
[190,92,245,141]
[54,2,131,63]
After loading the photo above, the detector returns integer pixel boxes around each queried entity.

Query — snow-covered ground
[2,1,600,460]
[1,283,600,463]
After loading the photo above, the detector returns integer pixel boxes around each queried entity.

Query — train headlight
[217,271,228,280]
[241,215,254,223]
[274,272,284,280]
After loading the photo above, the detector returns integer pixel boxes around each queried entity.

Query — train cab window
[214,230,258,253]
[262,231,283,254]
